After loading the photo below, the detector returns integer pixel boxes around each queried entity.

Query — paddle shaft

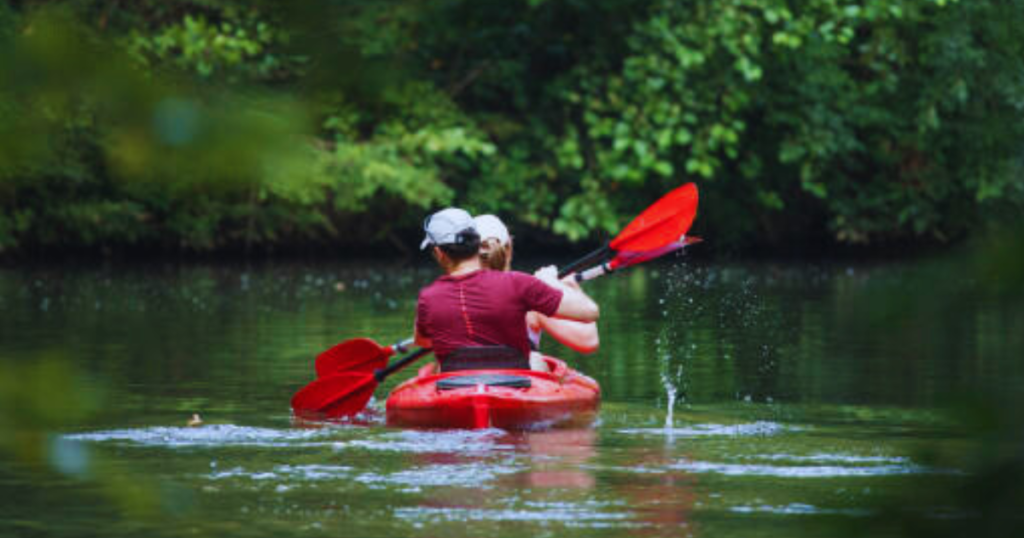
[373,347,433,382]
[572,262,615,283]
[390,337,415,355]
[558,245,611,279]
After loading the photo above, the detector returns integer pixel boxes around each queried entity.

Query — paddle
[314,337,414,379]
[571,235,702,282]
[558,182,699,279]
[292,347,432,419]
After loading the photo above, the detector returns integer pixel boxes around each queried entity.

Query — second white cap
[473,214,510,246]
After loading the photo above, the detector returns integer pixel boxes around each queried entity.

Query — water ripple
[65,425,338,448]
[730,503,871,516]
[739,453,910,465]
[209,464,352,481]
[618,421,797,437]
[669,460,930,477]
[355,462,522,491]
[396,502,637,526]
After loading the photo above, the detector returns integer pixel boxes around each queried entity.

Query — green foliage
[0,3,491,252]
[125,6,298,82]
[531,0,1022,247]
[1,0,1022,255]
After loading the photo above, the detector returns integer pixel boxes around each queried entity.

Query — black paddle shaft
[558,245,612,279]
[373,347,433,382]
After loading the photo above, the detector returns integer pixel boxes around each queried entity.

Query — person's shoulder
[418,277,449,298]
[504,270,553,293]
[468,270,534,292]
[505,270,539,281]
[473,269,522,282]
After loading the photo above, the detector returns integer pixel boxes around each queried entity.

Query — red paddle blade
[315,338,388,378]
[609,235,701,270]
[291,372,380,419]
[610,183,698,253]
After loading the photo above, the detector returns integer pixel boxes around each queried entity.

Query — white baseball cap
[421,208,477,250]
[473,214,510,246]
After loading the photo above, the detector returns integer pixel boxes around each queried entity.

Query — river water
[1,257,1021,537]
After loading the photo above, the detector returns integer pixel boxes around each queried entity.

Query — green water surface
[1,259,1020,537]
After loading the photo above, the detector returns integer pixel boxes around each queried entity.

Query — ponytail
[480,238,512,271]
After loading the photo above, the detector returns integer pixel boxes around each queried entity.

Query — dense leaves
[1,0,1022,255]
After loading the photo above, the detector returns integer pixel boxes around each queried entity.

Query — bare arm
[535,314,599,354]
[535,266,600,322]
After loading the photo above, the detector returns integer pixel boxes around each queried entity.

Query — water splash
[657,261,698,430]
[661,369,678,430]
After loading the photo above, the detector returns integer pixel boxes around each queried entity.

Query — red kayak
[385,357,600,430]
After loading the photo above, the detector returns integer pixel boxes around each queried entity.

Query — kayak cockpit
[385,356,599,430]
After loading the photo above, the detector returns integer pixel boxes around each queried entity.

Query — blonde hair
[480,238,512,271]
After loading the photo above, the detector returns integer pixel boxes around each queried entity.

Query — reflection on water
[2,257,1023,537]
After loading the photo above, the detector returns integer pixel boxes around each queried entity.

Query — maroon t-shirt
[415,269,563,361]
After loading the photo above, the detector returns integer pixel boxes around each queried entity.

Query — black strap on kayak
[441,345,529,372]
[437,374,532,390]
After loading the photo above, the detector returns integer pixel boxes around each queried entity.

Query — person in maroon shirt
[414,208,599,371]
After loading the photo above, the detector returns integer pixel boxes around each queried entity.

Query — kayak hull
[385,357,600,430]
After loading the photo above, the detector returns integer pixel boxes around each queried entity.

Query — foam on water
[65,424,338,448]
[730,503,871,517]
[669,460,931,477]
[396,501,637,526]
[355,461,523,491]
[619,421,797,437]
[209,464,352,482]
[739,453,910,465]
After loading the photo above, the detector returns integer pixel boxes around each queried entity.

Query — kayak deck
[385,357,600,430]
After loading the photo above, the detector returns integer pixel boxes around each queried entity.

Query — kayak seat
[437,374,532,391]
[440,345,529,373]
